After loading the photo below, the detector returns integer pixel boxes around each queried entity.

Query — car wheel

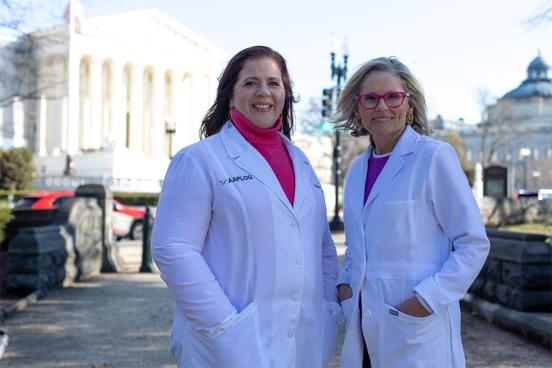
[130,220,144,240]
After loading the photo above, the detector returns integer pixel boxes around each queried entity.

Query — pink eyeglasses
[355,91,410,110]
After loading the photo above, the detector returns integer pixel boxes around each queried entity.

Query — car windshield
[13,197,39,210]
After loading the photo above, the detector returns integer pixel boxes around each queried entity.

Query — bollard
[140,205,154,273]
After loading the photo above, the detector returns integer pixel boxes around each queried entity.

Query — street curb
[0,289,46,324]
[461,293,552,349]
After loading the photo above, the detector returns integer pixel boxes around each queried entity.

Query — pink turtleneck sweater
[230,108,295,206]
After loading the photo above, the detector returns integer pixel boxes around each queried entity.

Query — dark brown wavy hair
[200,45,296,139]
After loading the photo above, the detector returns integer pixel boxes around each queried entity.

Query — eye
[386,92,402,102]
[269,80,281,87]
[362,94,379,103]
[244,81,256,86]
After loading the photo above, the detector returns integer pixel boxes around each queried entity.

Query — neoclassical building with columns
[0,7,225,192]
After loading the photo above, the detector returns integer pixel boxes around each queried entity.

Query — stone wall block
[469,228,552,311]
[501,261,552,289]
[495,284,552,311]
[75,184,123,272]
[6,197,104,293]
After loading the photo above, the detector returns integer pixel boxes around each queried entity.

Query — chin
[255,119,277,129]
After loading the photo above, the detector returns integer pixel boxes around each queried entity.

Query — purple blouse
[363,151,391,204]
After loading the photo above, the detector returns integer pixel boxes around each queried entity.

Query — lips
[252,103,273,111]
[372,116,394,121]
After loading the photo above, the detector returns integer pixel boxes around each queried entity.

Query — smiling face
[230,57,285,129]
[356,70,413,154]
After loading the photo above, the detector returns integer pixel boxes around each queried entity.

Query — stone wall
[479,197,552,226]
[470,229,552,311]
[6,197,103,293]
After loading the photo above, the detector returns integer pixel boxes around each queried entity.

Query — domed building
[504,54,552,99]
[460,53,552,195]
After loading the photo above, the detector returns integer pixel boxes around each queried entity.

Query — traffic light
[321,88,334,117]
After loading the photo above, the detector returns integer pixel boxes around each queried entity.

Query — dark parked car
[514,189,552,201]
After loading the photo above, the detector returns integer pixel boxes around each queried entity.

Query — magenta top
[230,107,295,206]
[364,151,391,204]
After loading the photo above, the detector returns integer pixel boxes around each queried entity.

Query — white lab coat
[338,126,489,368]
[152,121,339,368]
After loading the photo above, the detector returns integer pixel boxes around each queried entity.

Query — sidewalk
[0,234,550,367]
[0,241,174,367]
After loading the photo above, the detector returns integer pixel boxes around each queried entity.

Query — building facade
[0,6,225,192]
[430,53,552,195]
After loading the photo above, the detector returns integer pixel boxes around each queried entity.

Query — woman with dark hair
[152,46,340,367]
[334,57,489,367]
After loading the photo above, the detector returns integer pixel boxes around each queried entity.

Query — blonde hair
[333,56,429,139]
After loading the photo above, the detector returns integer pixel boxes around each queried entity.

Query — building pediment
[81,9,225,58]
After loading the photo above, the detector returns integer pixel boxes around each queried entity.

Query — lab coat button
[363,309,372,318]
[295,259,303,266]
[288,330,294,337]
[292,294,299,301]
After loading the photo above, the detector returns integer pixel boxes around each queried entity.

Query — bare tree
[1,1,65,33]
[445,132,474,185]
[295,97,333,137]
[475,89,529,168]
[1,0,67,106]
[525,1,552,28]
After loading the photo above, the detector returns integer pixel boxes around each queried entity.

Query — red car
[13,191,146,240]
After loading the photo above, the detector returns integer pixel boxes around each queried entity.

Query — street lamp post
[327,36,348,231]
[165,121,176,159]
[519,147,531,189]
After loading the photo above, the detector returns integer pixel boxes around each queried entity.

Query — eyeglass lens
[359,92,406,109]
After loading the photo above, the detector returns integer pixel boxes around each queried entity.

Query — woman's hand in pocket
[398,297,431,317]
[337,284,353,302]
[337,284,354,323]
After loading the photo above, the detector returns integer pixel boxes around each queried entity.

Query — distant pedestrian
[152,45,340,367]
[334,56,490,367]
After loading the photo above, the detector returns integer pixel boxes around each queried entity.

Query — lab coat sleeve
[152,150,236,333]
[322,223,339,303]
[413,143,490,314]
[337,160,357,288]
[337,247,352,287]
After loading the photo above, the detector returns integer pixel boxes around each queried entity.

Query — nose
[256,83,270,96]
[374,97,388,111]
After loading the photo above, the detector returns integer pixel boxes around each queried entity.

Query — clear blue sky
[24,0,552,124]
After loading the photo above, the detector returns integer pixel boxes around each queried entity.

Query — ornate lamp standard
[326,35,349,231]
[165,120,176,159]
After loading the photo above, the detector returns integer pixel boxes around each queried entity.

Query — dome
[503,53,552,99]
[527,54,550,74]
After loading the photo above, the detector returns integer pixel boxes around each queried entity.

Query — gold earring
[406,112,413,124]
[354,113,362,127]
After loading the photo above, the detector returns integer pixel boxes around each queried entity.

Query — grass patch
[499,223,552,236]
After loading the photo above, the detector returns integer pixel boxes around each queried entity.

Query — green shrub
[113,192,159,206]
[0,202,14,244]
[0,147,36,190]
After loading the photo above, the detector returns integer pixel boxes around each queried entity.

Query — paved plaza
[0,235,550,367]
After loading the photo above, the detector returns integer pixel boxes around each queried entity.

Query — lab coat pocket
[182,302,268,367]
[322,301,339,365]
[374,200,417,248]
[381,302,450,366]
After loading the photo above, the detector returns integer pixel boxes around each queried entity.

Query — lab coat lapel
[364,125,418,208]
[220,122,295,215]
[350,149,370,230]
[281,136,309,211]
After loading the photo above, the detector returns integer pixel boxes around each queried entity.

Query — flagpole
[64,0,75,176]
